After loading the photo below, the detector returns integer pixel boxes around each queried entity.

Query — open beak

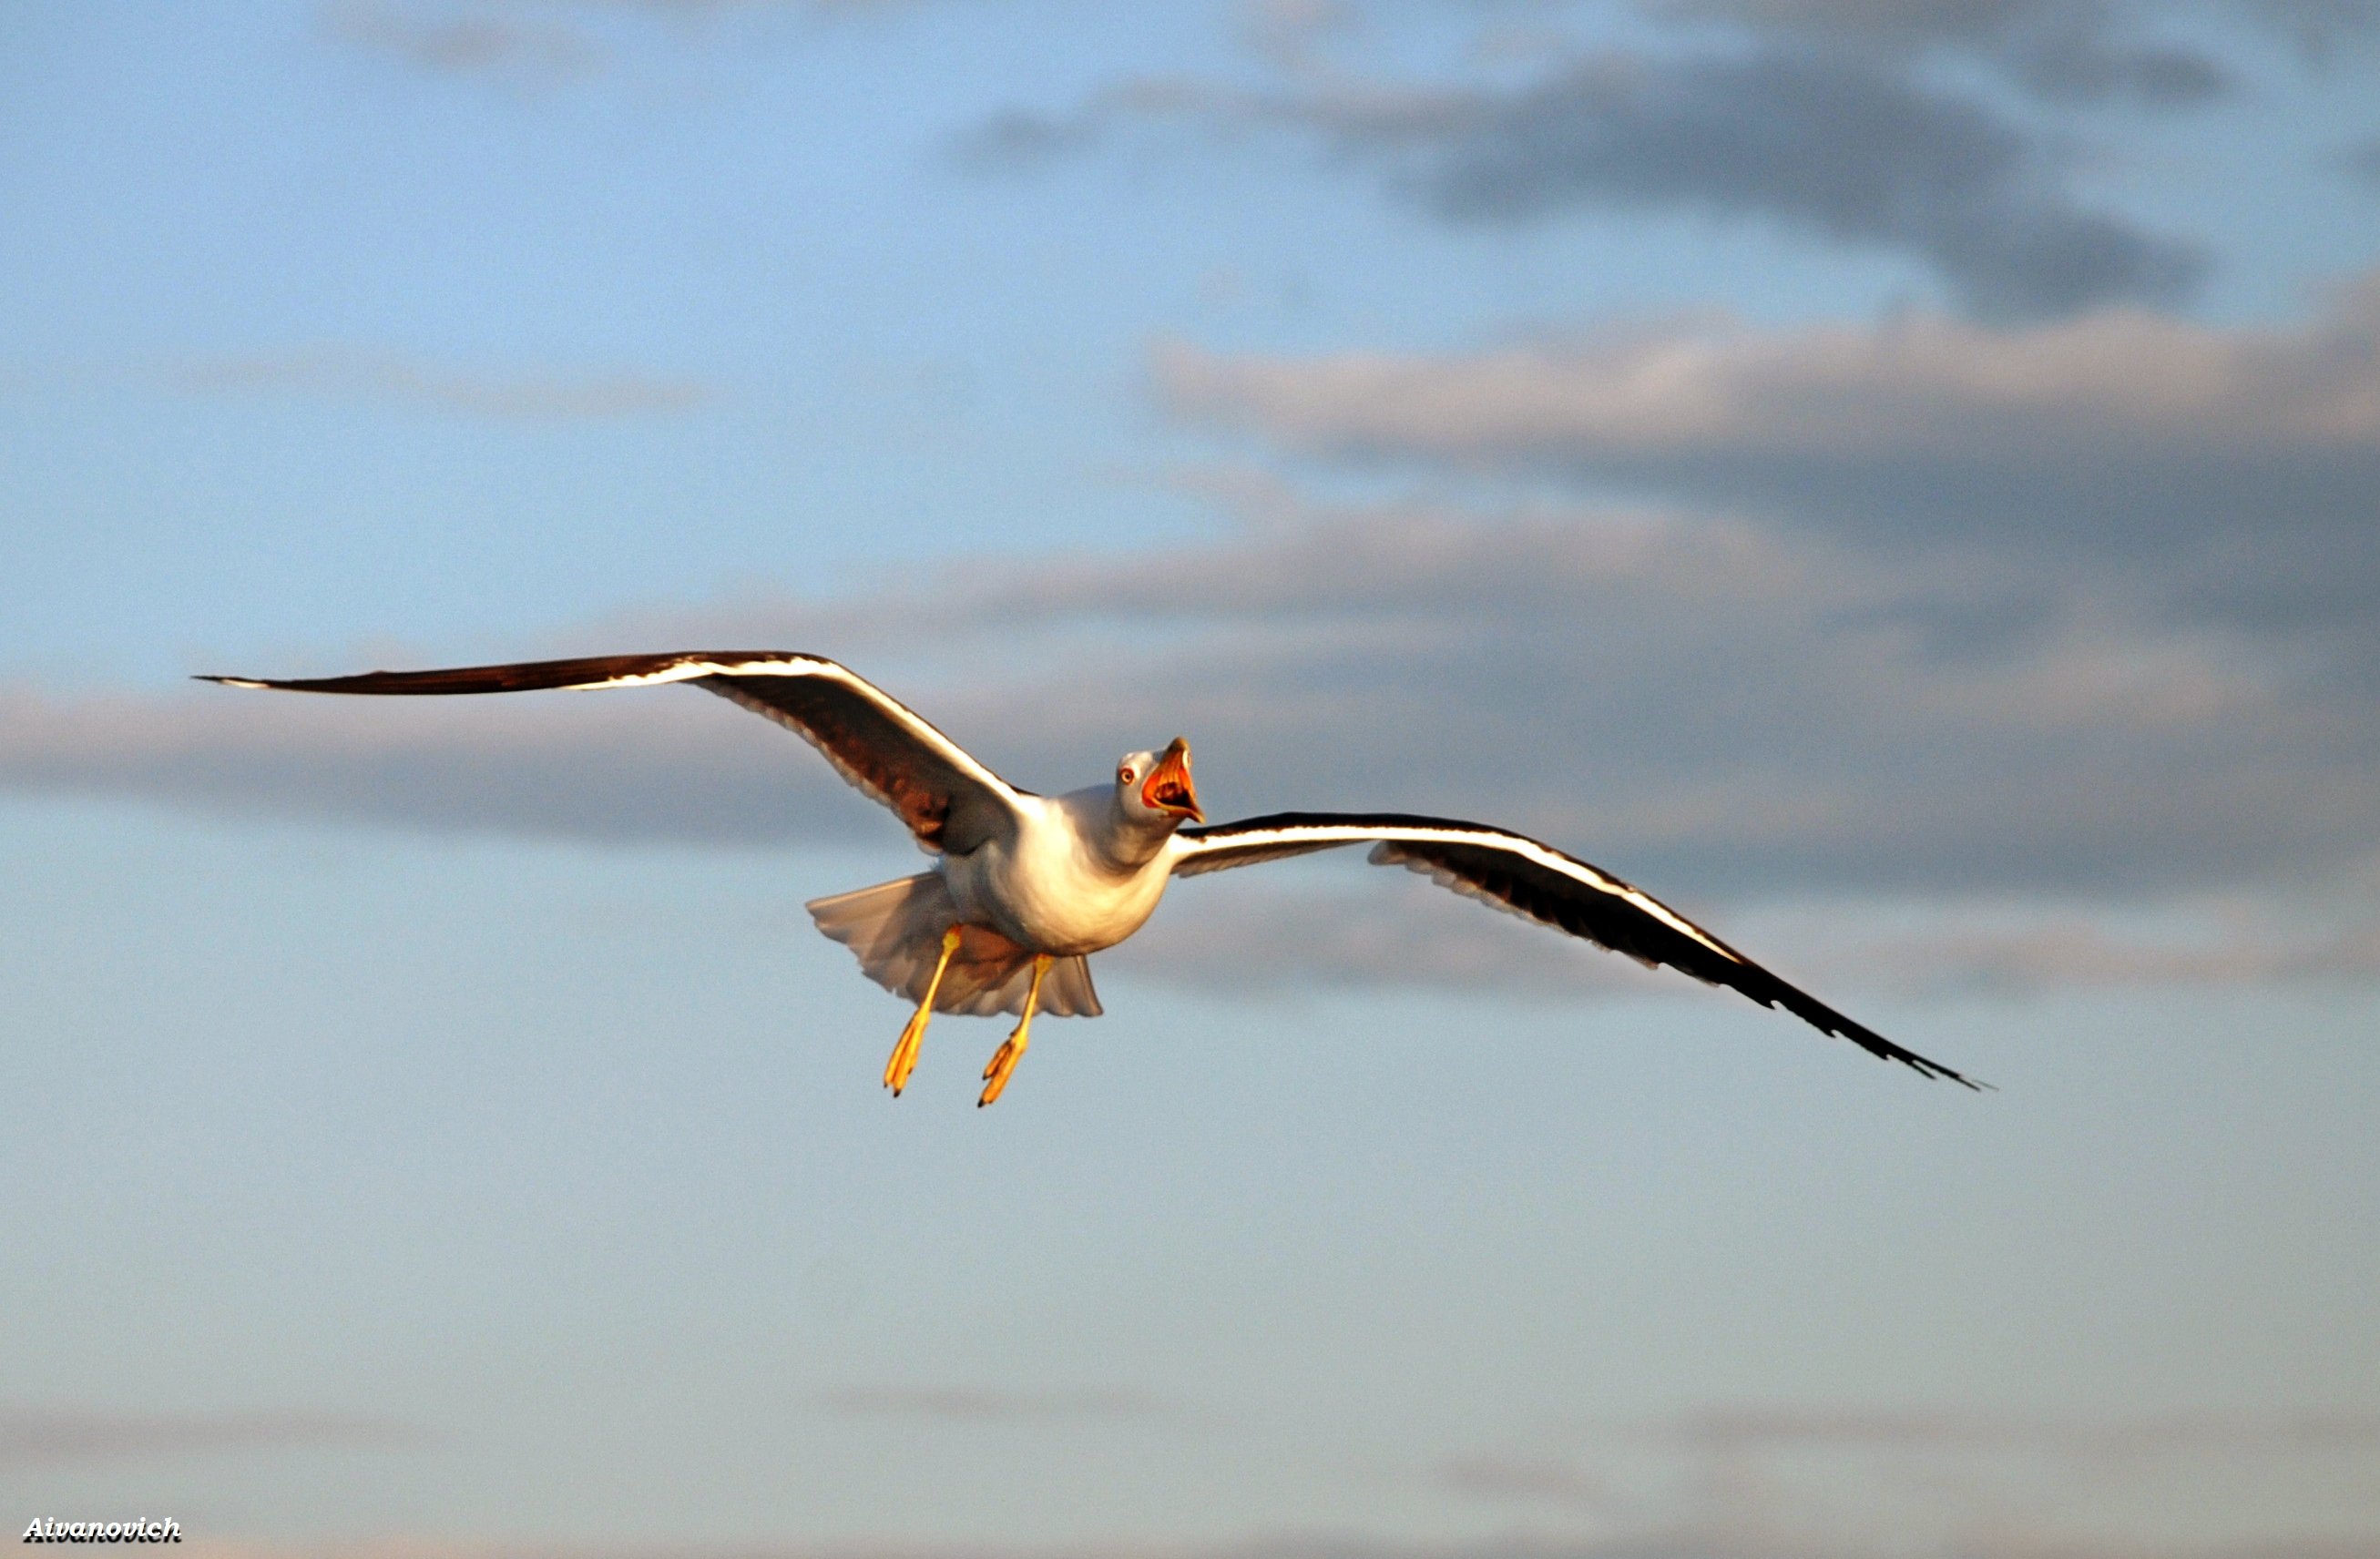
[1140,737,1203,822]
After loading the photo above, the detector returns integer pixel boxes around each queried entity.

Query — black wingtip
[1886,1046,1990,1092]
[1770,989,1988,1091]
[1925,1060,1992,1093]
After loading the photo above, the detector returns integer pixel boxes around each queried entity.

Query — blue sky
[4,3,2378,1554]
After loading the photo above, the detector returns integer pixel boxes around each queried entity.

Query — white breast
[941,791,1173,956]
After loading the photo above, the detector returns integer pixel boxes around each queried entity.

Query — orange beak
[1140,737,1203,822]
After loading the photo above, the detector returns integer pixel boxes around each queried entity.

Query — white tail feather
[805,875,1102,1018]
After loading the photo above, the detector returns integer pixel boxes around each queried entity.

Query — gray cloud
[1659,0,2235,104]
[1241,0,1354,76]
[1435,1407,2380,1558]
[964,20,2208,319]
[170,347,710,420]
[1159,281,2380,464]
[155,1508,2380,1559]
[26,637,2366,1005]
[0,1405,423,1464]
[1156,271,2380,651]
[817,1385,1174,1422]
[1438,1452,1611,1508]
[2344,132,2380,185]
[8,491,2375,918]
[1807,902,2380,994]
[0,683,870,849]
[19,277,2380,988]
[1661,0,2380,86]
[2241,0,2380,56]
[1325,50,2203,317]
[1647,1404,2380,1453]
[1116,875,1680,1000]
[1120,871,2380,1000]
[326,2,605,78]
[950,105,1112,172]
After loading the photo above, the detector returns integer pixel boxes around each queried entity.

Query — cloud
[964,26,2207,319]
[1120,871,2380,1001]
[325,3,604,79]
[1437,1452,1611,1507]
[2241,0,2380,57]
[19,269,2380,988]
[950,106,1113,171]
[1241,0,1355,76]
[2343,132,2380,185]
[169,347,710,419]
[1157,279,2380,465]
[1647,1404,2380,1454]
[0,681,872,849]
[1156,270,2380,653]
[1660,0,2380,88]
[1434,1407,2380,1559]
[0,1404,423,1464]
[1807,901,2380,994]
[1325,50,2202,317]
[160,1539,2380,1559]
[817,1385,1174,1422]
[8,489,2375,919]
[1657,0,2235,105]
[151,1515,2380,1559]
[1116,874,1681,1000]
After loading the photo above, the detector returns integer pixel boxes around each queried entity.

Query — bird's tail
[805,875,1101,1018]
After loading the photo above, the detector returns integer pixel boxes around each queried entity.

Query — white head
[1115,737,1203,828]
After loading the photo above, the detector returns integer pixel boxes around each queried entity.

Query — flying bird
[201,651,1982,1102]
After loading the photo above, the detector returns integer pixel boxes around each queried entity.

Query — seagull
[201,651,1983,1102]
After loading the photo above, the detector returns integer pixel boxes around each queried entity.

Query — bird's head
[1116,737,1203,826]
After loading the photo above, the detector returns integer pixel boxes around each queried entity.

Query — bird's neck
[1091,799,1177,872]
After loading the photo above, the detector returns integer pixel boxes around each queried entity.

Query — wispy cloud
[1657,0,2240,105]
[2343,132,2380,186]
[1648,1403,2380,1454]
[1122,871,2380,1000]
[2243,0,2380,58]
[817,1385,1175,1422]
[325,2,604,80]
[169,346,710,419]
[153,1513,2380,1559]
[323,0,955,82]
[0,1404,424,1464]
[1239,0,1355,76]
[1439,1406,2380,1557]
[1157,276,2380,466]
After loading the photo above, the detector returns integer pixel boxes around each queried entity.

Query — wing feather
[1171,811,1982,1088]
[198,651,1027,854]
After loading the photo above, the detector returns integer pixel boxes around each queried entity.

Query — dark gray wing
[199,651,1027,854]
[1171,811,1982,1088]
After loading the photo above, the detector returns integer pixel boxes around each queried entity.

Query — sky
[3,2,2378,1554]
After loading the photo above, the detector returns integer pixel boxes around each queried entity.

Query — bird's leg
[884,925,963,1096]
[978,954,1052,1108]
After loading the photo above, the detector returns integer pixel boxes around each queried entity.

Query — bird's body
[948,787,1174,957]
[203,650,1984,1101]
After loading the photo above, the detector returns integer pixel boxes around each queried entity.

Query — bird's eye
[1119,766,1137,784]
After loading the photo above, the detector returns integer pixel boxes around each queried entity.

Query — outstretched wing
[1170,811,1981,1088]
[199,651,1029,854]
